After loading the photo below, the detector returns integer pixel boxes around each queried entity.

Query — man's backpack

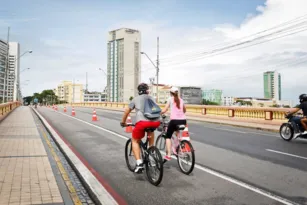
[143,96,161,120]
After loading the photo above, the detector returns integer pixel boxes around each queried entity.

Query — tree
[31,89,58,105]
[236,100,252,106]
[23,96,33,105]
[129,96,133,101]
[202,99,219,105]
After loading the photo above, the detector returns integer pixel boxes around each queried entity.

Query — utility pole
[86,72,88,94]
[73,78,75,103]
[156,37,159,103]
[149,77,155,95]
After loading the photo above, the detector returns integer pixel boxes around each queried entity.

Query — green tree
[129,96,133,101]
[23,96,33,105]
[31,89,58,105]
[202,99,219,105]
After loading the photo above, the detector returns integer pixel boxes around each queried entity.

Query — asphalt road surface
[35,106,307,205]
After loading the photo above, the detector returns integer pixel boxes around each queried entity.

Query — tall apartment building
[202,89,223,105]
[263,71,281,101]
[55,80,84,103]
[8,42,20,102]
[0,39,8,102]
[107,28,141,102]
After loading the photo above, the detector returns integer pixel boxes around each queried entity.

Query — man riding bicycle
[287,94,307,135]
[120,83,161,173]
[33,98,38,108]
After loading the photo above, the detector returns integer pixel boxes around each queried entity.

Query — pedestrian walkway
[0,106,63,205]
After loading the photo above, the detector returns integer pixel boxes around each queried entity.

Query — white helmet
[170,86,179,93]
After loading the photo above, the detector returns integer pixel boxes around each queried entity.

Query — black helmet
[137,83,149,95]
[299,94,307,103]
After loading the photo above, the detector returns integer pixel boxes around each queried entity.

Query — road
[36,106,307,205]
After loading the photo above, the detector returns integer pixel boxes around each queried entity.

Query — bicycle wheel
[155,134,166,152]
[145,146,164,186]
[125,139,136,172]
[177,140,195,175]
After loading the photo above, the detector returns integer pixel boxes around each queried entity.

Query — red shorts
[132,121,161,140]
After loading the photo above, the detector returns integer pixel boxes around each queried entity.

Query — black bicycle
[155,115,195,175]
[124,124,164,186]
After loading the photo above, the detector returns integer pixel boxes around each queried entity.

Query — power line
[155,13,307,63]
[159,24,307,68]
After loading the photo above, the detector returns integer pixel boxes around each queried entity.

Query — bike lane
[34,106,292,205]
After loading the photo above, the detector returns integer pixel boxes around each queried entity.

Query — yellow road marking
[40,127,83,205]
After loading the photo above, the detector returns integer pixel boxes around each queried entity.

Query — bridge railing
[66,102,296,121]
[0,102,21,121]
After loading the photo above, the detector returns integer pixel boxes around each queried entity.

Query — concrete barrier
[0,102,21,121]
[63,102,295,121]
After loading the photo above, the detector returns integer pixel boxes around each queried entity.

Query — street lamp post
[141,51,159,102]
[98,68,107,92]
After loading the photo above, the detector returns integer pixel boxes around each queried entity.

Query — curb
[72,106,280,133]
[31,107,121,205]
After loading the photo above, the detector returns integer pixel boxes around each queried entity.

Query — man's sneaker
[134,163,144,174]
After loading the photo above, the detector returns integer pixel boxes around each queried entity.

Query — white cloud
[19,0,307,102]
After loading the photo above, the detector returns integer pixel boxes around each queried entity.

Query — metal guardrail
[0,102,21,121]
[63,102,295,121]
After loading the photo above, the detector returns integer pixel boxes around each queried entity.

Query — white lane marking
[204,126,247,134]
[203,125,279,137]
[266,149,307,160]
[33,108,119,205]
[48,109,298,205]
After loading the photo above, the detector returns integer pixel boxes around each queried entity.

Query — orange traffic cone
[64,107,67,112]
[52,104,55,110]
[72,107,76,116]
[125,114,133,133]
[181,124,191,152]
[182,124,189,137]
[55,106,58,111]
[92,109,98,121]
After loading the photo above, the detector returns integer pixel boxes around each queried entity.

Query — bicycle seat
[176,125,186,131]
[144,127,156,132]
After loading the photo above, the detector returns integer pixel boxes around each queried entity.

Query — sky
[0,0,306,103]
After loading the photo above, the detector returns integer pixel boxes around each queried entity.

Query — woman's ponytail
[173,92,180,109]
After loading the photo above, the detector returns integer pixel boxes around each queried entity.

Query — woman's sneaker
[164,155,171,163]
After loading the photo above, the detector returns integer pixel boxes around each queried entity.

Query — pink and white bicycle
[155,115,195,175]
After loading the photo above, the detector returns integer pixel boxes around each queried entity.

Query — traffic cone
[92,109,98,121]
[181,124,191,152]
[125,114,133,133]
[52,104,55,110]
[72,107,76,116]
[182,124,190,137]
[64,106,67,112]
[55,106,58,111]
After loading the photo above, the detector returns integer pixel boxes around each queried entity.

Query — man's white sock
[136,159,143,165]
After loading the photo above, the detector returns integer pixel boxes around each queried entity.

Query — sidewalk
[0,106,63,205]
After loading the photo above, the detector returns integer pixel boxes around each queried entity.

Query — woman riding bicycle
[161,87,187,161]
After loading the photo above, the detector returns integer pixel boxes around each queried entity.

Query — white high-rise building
[8,42,20,102]
[0,39,8,102]
[107,28,141,102]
